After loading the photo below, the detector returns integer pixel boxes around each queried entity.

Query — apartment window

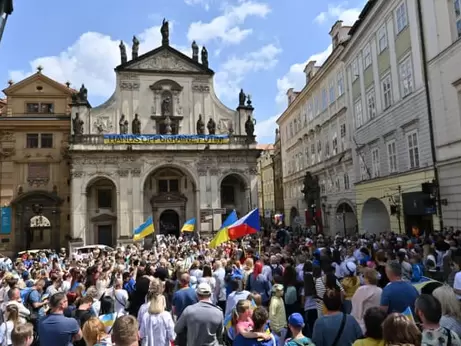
[158,179,179,193]
[363,44,372,69]
[371,148,380,178]
[387,140,398,173]
[344,173,350,190]
[325,141,330,157]
[407,131,420,169]
[97,189,112,209]
[360,156,368,180]
[396,2,408,33]
[40,134,53,148]
[366,89,377,120]
[454,0,461,37]
[332,137,338,155]
[382,74,393,109]
[315,95,320,115]
[355,99,363,128]
[322,88,328,110]
[320,183,326,194]
[338,72,345,96]
[378,25,388,53]
[329,80,336,104]
[340,124,346,138]
[26,102,54,114]
[335,177,341,191]
[307,101,313,120]
[26,134,39,148]
[352,59,359,81]
[399,57,414,97]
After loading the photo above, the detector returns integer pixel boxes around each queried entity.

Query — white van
[74,245,114,259]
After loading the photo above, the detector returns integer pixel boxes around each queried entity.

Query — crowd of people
[0,229,460,346]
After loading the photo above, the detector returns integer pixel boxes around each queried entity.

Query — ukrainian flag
[209,210,238,248]
[181,218,196,233]
[99,312,116,333]
[133,216,155,241]
[402,306,415,323]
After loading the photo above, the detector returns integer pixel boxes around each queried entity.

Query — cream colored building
[68,25,259,247]
[277,21,357,234]
[257,144,274,219]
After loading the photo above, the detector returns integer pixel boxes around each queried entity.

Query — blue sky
[0,0,365,143]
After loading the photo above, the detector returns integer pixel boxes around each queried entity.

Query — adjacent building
[277,21,357,234]
[273,128,284,217]
[257,144,274,220]
[422,0,461,228]
[68,23,259,247]
[345,0,438,235]
[0,69,74,254]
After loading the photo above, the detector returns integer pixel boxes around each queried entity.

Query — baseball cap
[288,313,304,327]
[196,282,212,296]
[272,284,284,292]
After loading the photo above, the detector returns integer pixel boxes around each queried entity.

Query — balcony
[69,134,257,152]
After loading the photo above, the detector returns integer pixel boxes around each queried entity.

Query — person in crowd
[381,313,421,346]
[226,274,251,316]
[341,261,360,314]
[111,315,139,346]
[301,261,317,337]
[198,264,216,303]
[432,285,461,337]
[351,268,382,333]
[312,289,362,346]
[374,250,389,288]
[213,260,227,312]
[242,258,254,290]
[247,261,272,306]
[415,294,461,345]
[352,307,386,346]
[82,317,112,346]
[315,267,344,317]
[380,261,419,314]
[112,278,128,316]
[11,323,34,346]
[283,265,299,319]
[0,304,19,346]
[45,273,62,297]
[172,273,198,319]
[234,306,276,346]
[175,283,224,346]
[5,288,30,324]
[38,292,82,346]
[284,313,315,346]
[269,284,287,345]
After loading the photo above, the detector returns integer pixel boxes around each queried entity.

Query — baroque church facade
[68,20,259,247]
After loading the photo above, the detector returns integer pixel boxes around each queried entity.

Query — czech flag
[133,216,155,241]
[180,218,196,233]
[209,210,238,248]
[228,208,260,240]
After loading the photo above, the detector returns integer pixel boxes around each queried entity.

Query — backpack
[24,290,39,324]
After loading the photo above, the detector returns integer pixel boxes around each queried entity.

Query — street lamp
[0,0,14,44]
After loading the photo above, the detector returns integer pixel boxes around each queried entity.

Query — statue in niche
[79,84,88,103]
[132,36,140,60]
[119,41,127,64]
[191,41,199,61]
[161,96,171,116]
[132,113,141,134]
[196,114,205,135]
[119,114,129,134]
[245,115,255,137]
[207,117,216,135]
[201,46,209,67]
[72,113,84,135]
[239,89,246,106]
[161,18,169,45]
[164,116,172,134]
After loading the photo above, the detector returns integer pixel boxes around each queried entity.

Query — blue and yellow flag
[209,210,238,248]
[99,313,116,333]
[133,216,154,241]
[402,306,415,323]
[181,218,196,233]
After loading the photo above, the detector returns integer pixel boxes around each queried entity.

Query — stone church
[68,20,260,247]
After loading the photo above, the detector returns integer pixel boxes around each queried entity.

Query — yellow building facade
[257,144,275,219]
[0,69,74,254]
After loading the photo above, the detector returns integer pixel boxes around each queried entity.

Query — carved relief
[217,119,234,134]
[0,147,15,157]
[131,168,141,177]
[117,169,130,177]
[93,117,114,134]
[130,51,202,72]
[118,73,139,79]
[0,131,14,141]
[27,163,50,186]
[192,85,210,93]
[70,171,84,178]
[246,167,259,175]
[217,156,248,164]
[120,81,140,90]
[72,156,136,165]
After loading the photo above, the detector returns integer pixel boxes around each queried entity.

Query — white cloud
[214,43,282,101]
[184,0,212,11]
[255,114,279,143]
[314,3,363,26]
[187,1,270,44]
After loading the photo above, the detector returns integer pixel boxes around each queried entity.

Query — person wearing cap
[175,282,224,346]
[284,313,314,346]
[269,284,287,345]
[341,261,360,314]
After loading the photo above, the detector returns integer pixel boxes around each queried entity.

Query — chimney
[303,61,317,86]
[329,20,352,49]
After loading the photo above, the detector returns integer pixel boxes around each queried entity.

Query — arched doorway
[160,209,180,237]
[335,202,357,236]
[362,198,390,234]
[143,166,197,238]
[290,206,299,226]
[220,174,247,215]
[86,177,117,246]
[29,214,52,250]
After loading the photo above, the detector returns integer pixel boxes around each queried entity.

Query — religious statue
[161,18,169,45]
[201,46,209,68]
[79,84,88,103]
[301,172,320,206]
[191,41,199,61]
[238,89,246,107]
[132,36,140,60]
[119,114,128,134]
[119,41,127,64]
[207,118,216,135]
[275,128,280,142]
[161,97,171,116]
[132,113,141,134]
[196,114,205,135]
[164,116,172,134]
[245,115,255,137]
[246,94,252,107]
[72,113,84,135]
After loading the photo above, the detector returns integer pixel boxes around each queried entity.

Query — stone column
[194,188,201,235]
[70,172,86,244]
[117,170,131,239]
[210,168,221,231]
[198,170,208,208]
[131,169,143,230]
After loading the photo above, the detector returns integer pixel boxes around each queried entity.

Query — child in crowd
[11,323,34,346]
[284,313,315,346]
[234,307,276,346]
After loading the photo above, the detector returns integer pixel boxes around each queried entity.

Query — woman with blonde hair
[382,313,421,346]
[82,317,112,346]
[139,278,175,346]
[242,258,254,290]
[0,304,19,346]
[432,285,461,337]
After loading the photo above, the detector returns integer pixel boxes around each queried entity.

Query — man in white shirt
[5,288,30,323]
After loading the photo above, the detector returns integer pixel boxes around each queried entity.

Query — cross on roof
[37,65,43,73]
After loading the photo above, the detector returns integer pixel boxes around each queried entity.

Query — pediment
[115,46,213,75]
[91,213,117,222]
[3,73,75,96]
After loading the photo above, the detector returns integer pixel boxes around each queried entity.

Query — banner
[103,134,230,145]
[0,207,11,235]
